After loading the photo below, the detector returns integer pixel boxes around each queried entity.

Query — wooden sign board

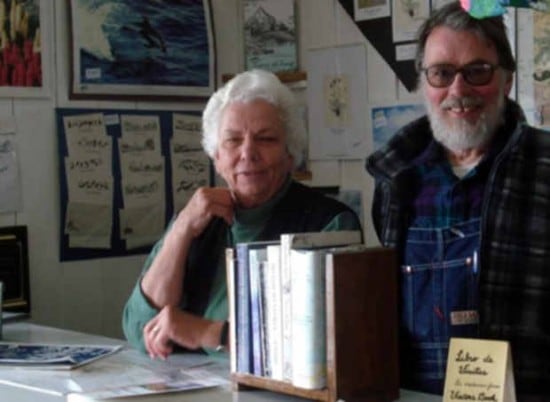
[444,338,516,402]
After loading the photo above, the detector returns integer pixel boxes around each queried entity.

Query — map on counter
[0,343,122,370]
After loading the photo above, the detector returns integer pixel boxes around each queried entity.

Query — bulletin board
[55,108,212,262]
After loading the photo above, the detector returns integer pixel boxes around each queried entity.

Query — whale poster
[69,0,215,100]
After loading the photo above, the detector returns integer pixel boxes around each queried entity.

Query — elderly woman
[122,69,362,359]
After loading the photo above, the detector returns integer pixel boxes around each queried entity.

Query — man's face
[214,99,293,209]
[421,26,513,153]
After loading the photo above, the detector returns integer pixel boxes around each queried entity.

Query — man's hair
[414,1,516,90]
[201,69,305,168]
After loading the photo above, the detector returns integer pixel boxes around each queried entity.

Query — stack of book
[226,230,362,391]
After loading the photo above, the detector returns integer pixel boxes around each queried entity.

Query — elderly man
[366,2,549,399]
[123,69,362,359]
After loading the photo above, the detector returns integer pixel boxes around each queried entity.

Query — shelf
[221,71,307,84]
[232,373,328,401]
[230,247,400,402]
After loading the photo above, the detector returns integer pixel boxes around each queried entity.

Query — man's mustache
[441,96,484,110]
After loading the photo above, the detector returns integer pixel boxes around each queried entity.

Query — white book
[279,230,361,382]
[225,247,237,373]
[290,248,327,390]
[264,244,283,381]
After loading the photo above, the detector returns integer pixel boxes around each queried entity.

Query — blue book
[248,247,269,376]
[235,241,276,375]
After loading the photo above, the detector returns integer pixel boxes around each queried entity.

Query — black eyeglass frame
[420,63,500,88]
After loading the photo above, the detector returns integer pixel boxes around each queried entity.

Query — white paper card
[443,337,516,402]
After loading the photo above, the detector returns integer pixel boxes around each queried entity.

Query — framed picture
[0,0,51,98]
[307,44,369,160]
[243,0,298,73]
[0,226,30,314]
[370,102,425,150]
[68,0,216,101]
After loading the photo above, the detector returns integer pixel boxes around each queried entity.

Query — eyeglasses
[421,63,499,88]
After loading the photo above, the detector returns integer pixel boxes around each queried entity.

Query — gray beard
[425,91,506,153]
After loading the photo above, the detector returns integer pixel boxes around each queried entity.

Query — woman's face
[214,99,294,209]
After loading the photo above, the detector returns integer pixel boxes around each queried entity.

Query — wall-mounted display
[307,44,369,160]
[56,108,212,261]
[243,0,298,73]
[0,0,51,98]
[68,0,215,101]
[0,226,30,314]
[338,0,424,92]
[370,102,425,150]
[516,9,549,130]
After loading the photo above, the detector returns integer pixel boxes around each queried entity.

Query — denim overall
[400,218,481,394]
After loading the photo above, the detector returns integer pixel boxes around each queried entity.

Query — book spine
[280,234,293,382]
[279,231,360,382]
[290,248,327,390]
[248,247,267,376]
[225,247,237,373]
[265,244,283,380]
[235,243,252,374]
[259,260,270,377]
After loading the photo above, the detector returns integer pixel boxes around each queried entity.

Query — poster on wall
[517,9,550,130]
[243,0,298,73]
[354,0,390,21]
[533,11,550,128]
[391,0,429,43]
[0,0,51,98]
[307,44,369,160]
[371,103,425,150]
[0,117,20,212]
[68,0,215,100]
[56,108,211,262]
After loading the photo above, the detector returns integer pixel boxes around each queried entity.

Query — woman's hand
[172,187,234,240]
[143,306,224,360]
[141,187,234,309]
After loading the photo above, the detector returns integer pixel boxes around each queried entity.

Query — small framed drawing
[68,0,216,101]
[0,0,52,98]
[0,226,30,314]
[243,0,298,73]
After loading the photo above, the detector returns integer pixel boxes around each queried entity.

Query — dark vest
[182,181,361,315]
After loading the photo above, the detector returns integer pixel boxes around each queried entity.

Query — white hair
[201,69,305,167]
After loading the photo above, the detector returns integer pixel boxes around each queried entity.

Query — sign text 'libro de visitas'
[443,338,516,402]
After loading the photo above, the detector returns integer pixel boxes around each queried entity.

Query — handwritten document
[444,338,516,402]
[172,113,203,151]
[171,114,209,213]
[0,117,20,212]
[63,114,113,248]
[118,114,165,249]
[60,111,212,253]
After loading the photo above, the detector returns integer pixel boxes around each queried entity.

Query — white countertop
[0,322,441,402]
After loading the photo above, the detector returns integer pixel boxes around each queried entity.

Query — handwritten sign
[443,338,516,402]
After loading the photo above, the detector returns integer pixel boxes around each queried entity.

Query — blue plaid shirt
[366,99,550,396]
[408,135,507,228]
[410,142,484,227]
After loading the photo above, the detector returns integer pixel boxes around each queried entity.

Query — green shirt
[122,178,361,354]
[202,180,360,354]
